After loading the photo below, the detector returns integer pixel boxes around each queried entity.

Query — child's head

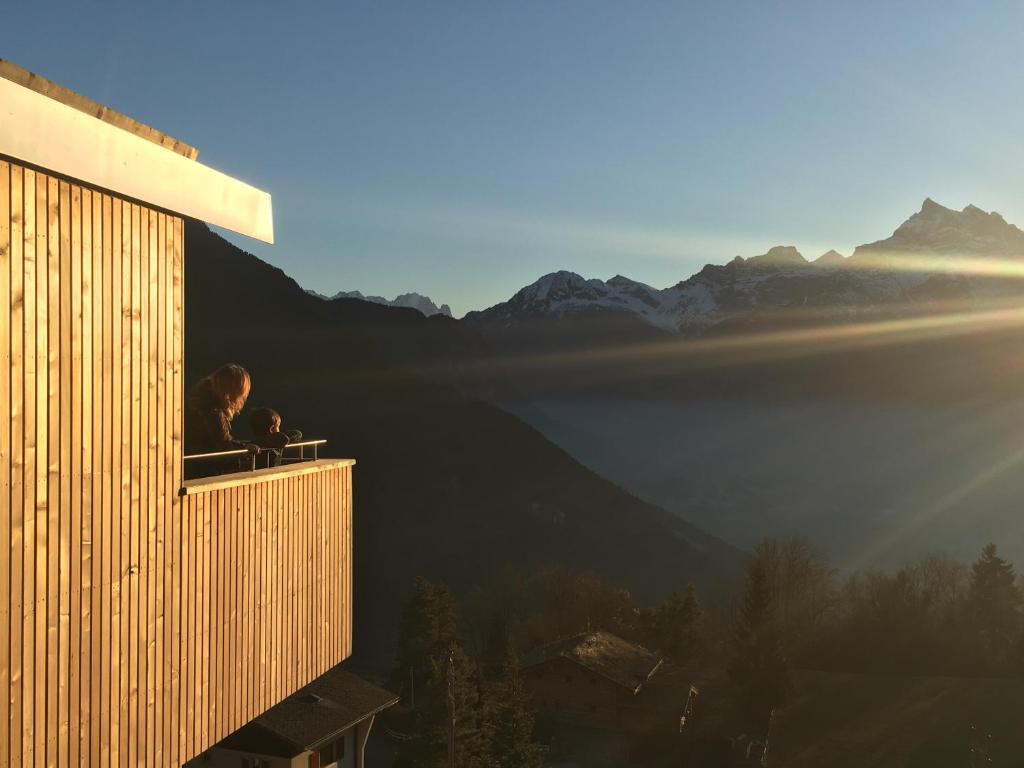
[249,407,281,437]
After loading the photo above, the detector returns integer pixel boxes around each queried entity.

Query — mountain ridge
[465,199,1024,337]
[308,288,453,317]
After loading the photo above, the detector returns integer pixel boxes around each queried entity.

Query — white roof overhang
[0,75,273,244]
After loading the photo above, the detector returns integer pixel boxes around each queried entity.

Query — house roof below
[215,665,399,758]
[524,631,663,693]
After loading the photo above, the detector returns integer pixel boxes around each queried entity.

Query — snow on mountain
[309,288,453,317]
[467,200,1024,336]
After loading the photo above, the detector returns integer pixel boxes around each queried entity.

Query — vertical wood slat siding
[179,464,353,752]
[1,158,353,766]
[0,163,182,767]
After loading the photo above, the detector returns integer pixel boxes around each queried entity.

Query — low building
[522,631,695,767]
[186,665,398,768]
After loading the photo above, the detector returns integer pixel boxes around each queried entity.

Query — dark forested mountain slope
[184,222,740,669]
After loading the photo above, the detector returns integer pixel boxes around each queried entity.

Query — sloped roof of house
[215,665,398,758]
[523,630,663,693]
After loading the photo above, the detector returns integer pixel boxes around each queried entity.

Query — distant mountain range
[465,199,1024,337]
[308,288,452,317]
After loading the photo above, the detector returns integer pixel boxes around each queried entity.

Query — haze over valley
[324,198,1024,569]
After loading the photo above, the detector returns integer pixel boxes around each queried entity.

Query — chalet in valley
[522,631,697,767]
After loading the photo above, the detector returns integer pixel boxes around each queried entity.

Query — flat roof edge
[0,76,273,243]
[0,59,199,160]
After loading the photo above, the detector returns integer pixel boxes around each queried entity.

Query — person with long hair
[184,363,260,474]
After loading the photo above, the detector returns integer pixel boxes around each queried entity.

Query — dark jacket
[252,429,302,467]
[252,428,302,451]
[183,379,246,455]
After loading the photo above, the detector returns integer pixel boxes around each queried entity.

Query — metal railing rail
[184,439,327,472]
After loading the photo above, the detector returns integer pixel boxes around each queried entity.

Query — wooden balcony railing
[175,458,354,762]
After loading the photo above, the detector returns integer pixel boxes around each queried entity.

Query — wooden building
[522,631,694,767]
[0,62,354,766]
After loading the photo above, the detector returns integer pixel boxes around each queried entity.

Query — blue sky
[4,1,1024,316]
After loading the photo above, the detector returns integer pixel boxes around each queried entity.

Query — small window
[319,737,346,766]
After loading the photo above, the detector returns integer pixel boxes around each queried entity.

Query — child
[249,407,303,467]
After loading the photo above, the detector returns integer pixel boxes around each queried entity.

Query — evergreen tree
[393,578,491,768]
[651,584,703,663]
[729,555,790,732]
[483,633,543,768]
[396,642,488,768]
[481,610,511,682]
[968,543,1023,665]
[394,577,460,703]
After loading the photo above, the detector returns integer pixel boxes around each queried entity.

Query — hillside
[771,670,1024,767]
[183,221,741,670]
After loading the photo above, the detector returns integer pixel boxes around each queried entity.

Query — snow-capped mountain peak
[465,200,1024,338]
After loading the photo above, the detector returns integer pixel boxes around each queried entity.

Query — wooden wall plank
[80,185,95,767]
[47,175,64,768]
[200,488,211,750]
[35,169,50,768]
[128,201,141,768]
[0,159,10,768]
[210,487,220,740]
[68,180,83,768]
[182,494,195,762]
[100,192,114,767]
[117,195,130,767]
[8,163,24,768]
[171,214,183,768]
[54,178,71,767]
[155,210,167,768]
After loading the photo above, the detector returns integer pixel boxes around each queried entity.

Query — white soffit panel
[0,77,274,244]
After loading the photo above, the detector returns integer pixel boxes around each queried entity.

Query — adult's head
[205,363,251,419]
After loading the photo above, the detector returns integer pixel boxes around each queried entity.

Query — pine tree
[651,584,703,663]
[968,543,1023,666]
[481,611,511,683]
[396,643,488,768]
[394,577,460,703]
[483,633,543,768]
[729,555,790,732]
